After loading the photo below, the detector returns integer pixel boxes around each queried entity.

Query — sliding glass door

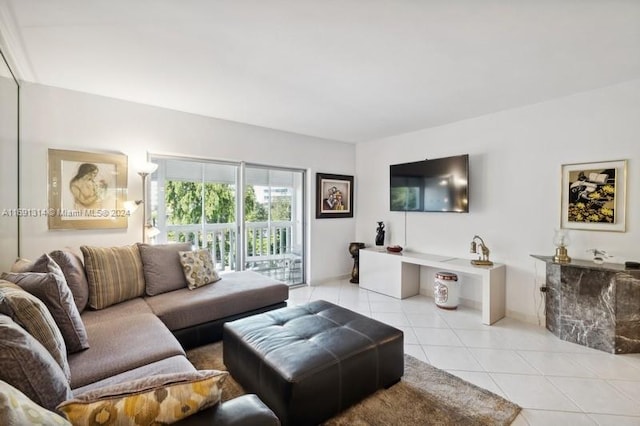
[244,165,305,284]
[151,157,239,271]
[150,156,305,285]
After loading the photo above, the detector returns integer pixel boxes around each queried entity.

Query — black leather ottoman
[223,300,404,426]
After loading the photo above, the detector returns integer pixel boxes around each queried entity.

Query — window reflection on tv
[390,154,469,213]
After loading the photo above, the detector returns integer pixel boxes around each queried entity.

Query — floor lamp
[126,162,159,243]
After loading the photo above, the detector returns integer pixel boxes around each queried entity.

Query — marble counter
[532,255,640,354]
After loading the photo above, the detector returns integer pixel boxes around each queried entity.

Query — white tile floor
[288,278,640,426]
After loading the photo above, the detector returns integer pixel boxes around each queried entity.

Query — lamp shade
[124,200,142,213]
[138,162,158,175]
[553,229,570,247]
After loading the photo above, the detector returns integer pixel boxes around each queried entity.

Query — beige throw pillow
[57,370,227,425]
[178,249,221,290]
[81,245,145,310]
[10,257,35,273]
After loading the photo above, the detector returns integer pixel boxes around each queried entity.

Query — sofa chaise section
[145,270,289,348]
[69,312,186,389]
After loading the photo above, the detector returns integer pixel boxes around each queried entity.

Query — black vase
[375,221,385,246]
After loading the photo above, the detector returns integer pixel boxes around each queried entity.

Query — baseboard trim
[506,309,545,327]
[309,274,350,286]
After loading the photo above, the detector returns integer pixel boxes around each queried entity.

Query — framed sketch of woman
[48,149,128,230]
[69,163,108,209]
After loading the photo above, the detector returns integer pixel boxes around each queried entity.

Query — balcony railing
[163,221,301,284]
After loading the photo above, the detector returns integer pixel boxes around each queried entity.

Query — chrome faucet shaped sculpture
[470,235,493,266]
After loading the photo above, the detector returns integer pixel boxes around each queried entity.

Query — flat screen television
[390,154,469,212]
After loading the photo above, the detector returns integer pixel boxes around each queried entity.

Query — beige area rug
[187,342,521,426]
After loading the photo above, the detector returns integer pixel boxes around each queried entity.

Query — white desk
[359,248,506,325]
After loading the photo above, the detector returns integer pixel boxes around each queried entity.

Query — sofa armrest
[177,394,280,426]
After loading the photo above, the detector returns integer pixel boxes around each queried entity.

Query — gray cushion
[144,270,289,331]
[68,313,185,389]
[80,297,153,325]
[81,245,146,310]
[49,250,90,313]
[0,280,71,382]
[1,255,89,353]
[0,315,73,411]
[138,242,192,296]
[11,251,90,313]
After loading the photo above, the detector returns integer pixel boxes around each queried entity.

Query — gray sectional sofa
[0,242,289,425]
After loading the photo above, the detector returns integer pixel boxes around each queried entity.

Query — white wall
[356,79,640,323]
[18,79,639,314]
[0,71,19,271]
[19,83,356,284]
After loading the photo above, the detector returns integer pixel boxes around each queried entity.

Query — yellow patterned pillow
[57,370,227,426]
[0,379,71,425]
[178,249,221,290]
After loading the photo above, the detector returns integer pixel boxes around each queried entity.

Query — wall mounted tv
[390,154,469,213]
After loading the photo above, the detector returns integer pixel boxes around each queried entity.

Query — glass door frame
[242,162,306,285]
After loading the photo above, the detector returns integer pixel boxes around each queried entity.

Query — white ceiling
[1,1,639,143]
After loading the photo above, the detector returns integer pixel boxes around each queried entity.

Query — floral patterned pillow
[57,370,227,425]
[178,250,221,290]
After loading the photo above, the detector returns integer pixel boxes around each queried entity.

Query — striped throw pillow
[0,281,70,382]
[81,245,145,310]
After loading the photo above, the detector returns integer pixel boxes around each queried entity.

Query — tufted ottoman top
[223,300,404,426]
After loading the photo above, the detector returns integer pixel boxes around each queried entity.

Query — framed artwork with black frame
[560,159,627,232]
[316,173,354,219]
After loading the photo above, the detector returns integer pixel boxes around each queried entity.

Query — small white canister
[434,272,460,310]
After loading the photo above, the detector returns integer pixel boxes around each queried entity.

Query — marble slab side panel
[545,264,561,336]
[615,271,640,354]
[559,267,615,353]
